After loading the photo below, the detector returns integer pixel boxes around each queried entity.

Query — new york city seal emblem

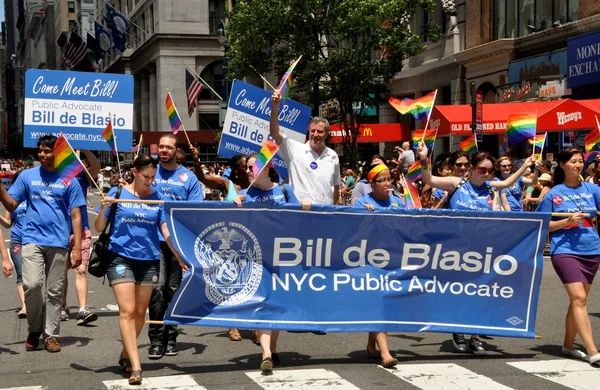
[194,222,262,306]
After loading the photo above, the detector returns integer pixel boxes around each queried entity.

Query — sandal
[228,328,242,341]
[128,370,143,385]
[381,358,398,368]
[367,348,381,359]
[118,352,132,373]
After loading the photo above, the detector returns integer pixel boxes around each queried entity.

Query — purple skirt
[551,254,600,284]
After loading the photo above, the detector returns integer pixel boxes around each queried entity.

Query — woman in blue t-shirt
[0,170,27,318]
[353,163,401,368]
[496,156,539,211]
[536,148,600,365]
[95,155,185,385]
[418,141,539,355]
[233,154,311,372]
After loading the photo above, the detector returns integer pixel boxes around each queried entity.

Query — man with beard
[269,91,341,205]
[147,134,203,359]
[0,135,86,352]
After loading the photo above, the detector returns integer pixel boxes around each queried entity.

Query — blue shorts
[106,251,160,287]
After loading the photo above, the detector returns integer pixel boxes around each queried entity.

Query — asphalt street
[0,191,598,389]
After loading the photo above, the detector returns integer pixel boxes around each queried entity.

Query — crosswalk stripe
[246,368,361,389]
[507,359,600,390]
[0,387,48,390]
[380,363,514,389]
[103,374,207,390]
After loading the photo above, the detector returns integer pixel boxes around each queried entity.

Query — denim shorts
[106,251,160,287]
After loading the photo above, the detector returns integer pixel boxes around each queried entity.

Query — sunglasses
[247,165,254,171]
[454,162,469,168]
[373,177,392,183]
[475,167,495,175]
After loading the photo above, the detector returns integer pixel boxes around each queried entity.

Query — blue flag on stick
[105,3,129,52]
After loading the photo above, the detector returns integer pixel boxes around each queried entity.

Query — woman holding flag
[536,148,600,365]
[233,151,311,372]
[417,141,539,354]
[496,156,539,211]
[95,154,186,385]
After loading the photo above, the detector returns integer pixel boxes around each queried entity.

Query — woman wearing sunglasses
[496,156,539,211]
[536,148,600,365]
[353,163,401,368]
[417,141,538,355]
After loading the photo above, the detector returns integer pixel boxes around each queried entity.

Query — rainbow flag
[165,92,183,134]
[102,119,116,155]
[132,144,140,152]
[389,91,436,121]
[277,56,301,101]
[459,134,478,155]
[413,129,437,151]
[53,135,84,185]
[585,116,600,153]
[528,134,546,148]
[402,177,422,209]
[506,113,536,146]
[405,160,423,183]
[252,140,279,177]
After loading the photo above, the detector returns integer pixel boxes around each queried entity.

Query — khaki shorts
[68,228,92,268]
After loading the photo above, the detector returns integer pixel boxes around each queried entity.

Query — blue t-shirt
[449,180,494,211]
[222,167,232,180]
[105,187,166,260]
[241,184,299,204]
[354,193,405,209]
[432,188,445,200]
[154,164,203,202]
[10,202,27,243]
[536,183,600,255]
[496,176,523,211]
[8,167,86,249]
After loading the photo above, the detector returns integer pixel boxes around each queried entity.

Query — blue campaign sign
[24,69,134,151]
[218,80,312,178]
[164,203,550,338]
[567,31,600,89]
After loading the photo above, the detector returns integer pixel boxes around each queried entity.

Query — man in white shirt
[269,91,341,205]
[398,142,415,174]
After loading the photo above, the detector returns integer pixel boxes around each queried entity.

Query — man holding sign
[269,91,341,205]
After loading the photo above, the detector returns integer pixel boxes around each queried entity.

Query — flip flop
[367,349,381,359]
[128,370,142,385]
[381,358,398,368]
[118,353,132,373]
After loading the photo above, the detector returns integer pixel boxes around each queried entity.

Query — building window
[68,1,75,13]
[494,0,578,39]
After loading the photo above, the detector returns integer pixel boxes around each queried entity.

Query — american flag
[186,69,203,117]
[63,32,88,69]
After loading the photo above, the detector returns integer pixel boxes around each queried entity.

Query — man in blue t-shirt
[61,150,101,326]
[148,134,203,359]
[0,135,86,353]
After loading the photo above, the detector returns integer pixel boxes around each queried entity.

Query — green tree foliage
[226,0,440,164]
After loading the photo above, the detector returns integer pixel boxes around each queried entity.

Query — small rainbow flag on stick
[528,134,546,148]
[459,134,478,155]
[506,113,537,146]
[585,116,600,153]
[405,160,423,183]
[165,91,183,135]
[53,135,84,185]
[252,140,280,178]
[389,91,436,121]
[102,118,116,155]
[402,176,422,209]
[413,129,437,151]
[277,56,302,101]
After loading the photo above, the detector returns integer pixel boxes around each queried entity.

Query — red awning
[328,123,410,143]
[430,99,600,136]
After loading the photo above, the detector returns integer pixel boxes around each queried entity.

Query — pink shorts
[68,228,92,268]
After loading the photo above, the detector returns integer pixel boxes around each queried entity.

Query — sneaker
[260,357,273,371]
[60,306,70,322]
[165,344,178,356]
[561,346,587,360]
[148,345,164,360]
[25,332,41,351]
[588,353,600,365]
[469,338,487,355]
[76,309,98,326]
[452,334,467,352]
[44,337,61,353]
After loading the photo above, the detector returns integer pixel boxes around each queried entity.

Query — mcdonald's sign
[328,123,408,143]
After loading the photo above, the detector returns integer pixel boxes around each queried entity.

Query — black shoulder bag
[88,187,122,278]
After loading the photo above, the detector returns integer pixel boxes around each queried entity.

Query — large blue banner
[164,203,550,338]
[218,80,312,178]
[24,69,134,151]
